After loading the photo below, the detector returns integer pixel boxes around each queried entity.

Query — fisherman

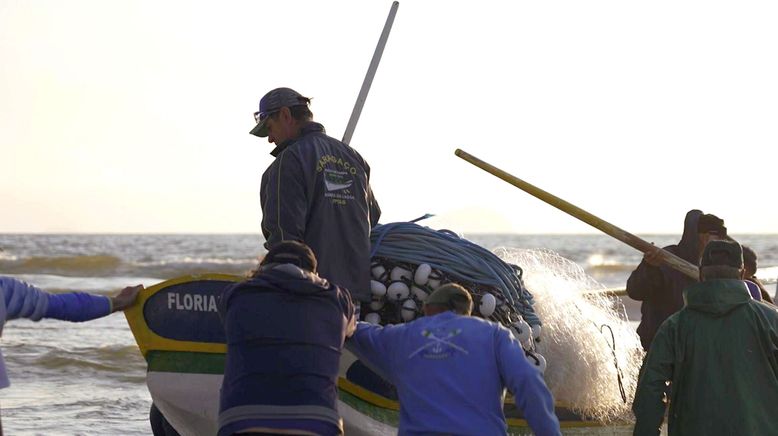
[742,245,774,304]
[251,87,381,307]
[217,241,356,436]
[632,239,778,435]
[0,276,141,433]
[346,283,561,436]
[626,210,726,350]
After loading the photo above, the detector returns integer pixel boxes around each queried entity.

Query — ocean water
[1,233,776,435]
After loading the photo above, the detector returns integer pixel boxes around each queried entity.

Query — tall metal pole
[342,1,399,145]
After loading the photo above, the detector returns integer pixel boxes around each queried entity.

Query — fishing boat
[125,221,641,436]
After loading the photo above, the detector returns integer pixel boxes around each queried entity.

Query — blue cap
[250,87,311,137]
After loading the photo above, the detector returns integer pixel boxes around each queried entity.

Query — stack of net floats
[366,221,546,369]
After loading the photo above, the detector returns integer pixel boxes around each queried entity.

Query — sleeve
[1,276,110,323]
[495,326,561,436]
[626,259,666,301]
[368,185,381,227]
[345,322,399,382]
[338,287,357,338]
[261,151,308,250]
[45,293,111,322]
[632,319,675,436]
[1,276,50,322]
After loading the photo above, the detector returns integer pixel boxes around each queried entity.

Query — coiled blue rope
[370,221,541,326]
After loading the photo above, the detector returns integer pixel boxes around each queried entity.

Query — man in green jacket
[632,239,778,436]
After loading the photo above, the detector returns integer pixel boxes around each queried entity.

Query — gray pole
[342,1,399,145]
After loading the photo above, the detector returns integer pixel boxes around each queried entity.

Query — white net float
[511,318,532,344]
[411,285,429,302]
[413,263,432,285]
[390,266,412,282]
[531,325,542,343]
[400,299,418,321]
[479,293,496,317]
[371,264,387,281]
[364,312,382,325]
[387,281,410,301]
[370,280,387,298]
[533,353,547,373]
[369,299,385,311]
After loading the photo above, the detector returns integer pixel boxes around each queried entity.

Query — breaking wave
[0,254,256,279]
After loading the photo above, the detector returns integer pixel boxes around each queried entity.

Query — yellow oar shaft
[454,149,699,280]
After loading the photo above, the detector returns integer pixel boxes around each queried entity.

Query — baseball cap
[261,240,318,272]
[250,87,311,137]
[700,239,743,269]
[424,283,473,313]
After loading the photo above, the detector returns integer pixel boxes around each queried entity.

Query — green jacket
[633,279,778,436]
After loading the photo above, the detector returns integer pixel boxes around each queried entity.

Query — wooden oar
[586,287,628,298]
[454,149,700,280]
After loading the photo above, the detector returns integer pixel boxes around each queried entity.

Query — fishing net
[366,221,643,423]
[497,247,643,423]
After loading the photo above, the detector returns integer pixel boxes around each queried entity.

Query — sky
[1,0,777,234]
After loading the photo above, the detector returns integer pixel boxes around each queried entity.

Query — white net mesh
[495,247,644,423]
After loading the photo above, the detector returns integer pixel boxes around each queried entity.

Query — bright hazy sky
[2,1,777,234]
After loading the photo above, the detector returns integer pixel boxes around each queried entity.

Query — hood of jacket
[684,278,752,317]
[675,209,703,264]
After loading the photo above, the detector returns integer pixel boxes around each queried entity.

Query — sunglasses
[253,109,279,124]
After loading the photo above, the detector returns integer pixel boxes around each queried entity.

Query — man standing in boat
[251,87,381,307]
[632,239,778,435]
[347,283,561,436]
[626,210,726,351]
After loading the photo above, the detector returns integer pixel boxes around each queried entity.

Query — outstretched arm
[495,326,561,436]
[2,277,142,324]
[47,284,142,320]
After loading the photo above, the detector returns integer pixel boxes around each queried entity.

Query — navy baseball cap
[250,87,311,137]
[700,239,743,269]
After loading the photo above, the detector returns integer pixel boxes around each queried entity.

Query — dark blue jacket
[217,264,356,436]
[260,122,381,302]
[626,210,703,351]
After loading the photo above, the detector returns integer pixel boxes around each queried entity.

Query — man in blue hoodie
[217,241,356,436]
[347,283,561,436]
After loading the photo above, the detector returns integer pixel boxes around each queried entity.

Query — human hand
[643,245,663,267]
[111,284,143,312]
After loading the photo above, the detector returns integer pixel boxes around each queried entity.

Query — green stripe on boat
[147,350,225,374]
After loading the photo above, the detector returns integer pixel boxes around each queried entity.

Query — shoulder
[751,299,778,317]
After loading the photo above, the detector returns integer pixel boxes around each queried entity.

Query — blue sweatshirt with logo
[347,312,561,436]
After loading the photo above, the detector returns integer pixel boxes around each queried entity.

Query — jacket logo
[408,328,468,360]
[324,169,354,192]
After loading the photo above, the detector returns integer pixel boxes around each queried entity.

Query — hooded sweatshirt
[627,210,703,350]
[347,312,561,436]
[217,264,356,436]
[633,279,778,436]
